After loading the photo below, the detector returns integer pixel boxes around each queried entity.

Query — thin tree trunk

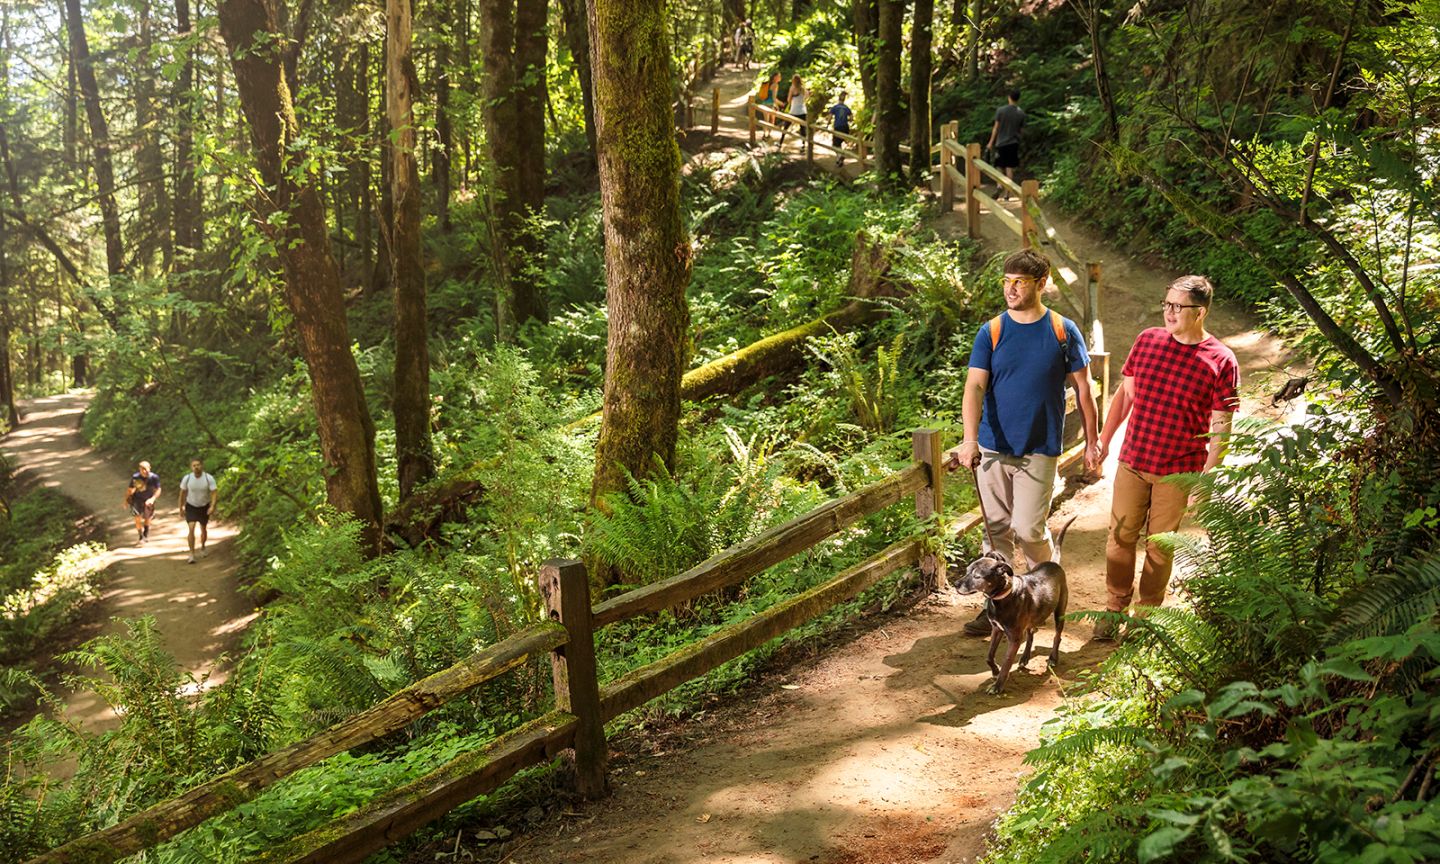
[173,0,201,254]
[373,33,394,295]
[908,0,933,184]
[135,0,173,271]
[387,0,435,501]
[965,0,980,80]
[873,0,905,181]
[559,0,596,159]
[432,0,454,230]
[63,0,123,328]
[587,0,693,579]
[1077,0,1118,140]
[62,2,78,168]
[219,0,384,555]
[853,0,877,108]
[359,41,374,281]
[0,208,16,428]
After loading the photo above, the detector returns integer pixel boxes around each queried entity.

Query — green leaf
[1138,826,1192,862]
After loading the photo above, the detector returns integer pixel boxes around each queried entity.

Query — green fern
[1026,724,1153,766]
[1326,550,1440,645]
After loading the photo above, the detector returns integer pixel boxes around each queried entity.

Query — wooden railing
[936,122,1111,423]
[32,427,1109,864]
[736,95,940,168]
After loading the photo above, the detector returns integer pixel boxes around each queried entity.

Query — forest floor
[479,67,1305,864]
[0,391,257,738]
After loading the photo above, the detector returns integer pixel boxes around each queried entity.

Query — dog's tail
[1051,515,1079,567]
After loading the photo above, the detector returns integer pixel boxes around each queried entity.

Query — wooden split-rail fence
[28,422,1102,864]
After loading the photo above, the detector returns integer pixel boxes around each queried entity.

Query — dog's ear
[983,550,1010,565]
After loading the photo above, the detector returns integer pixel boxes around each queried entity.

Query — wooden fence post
[1020,179,1040,249]
[965,143,981,240]
[805,111,816,163]
[1087,261,1108,426]
[712,87,721,134]
[939,125,954,213]
[857,135,867,168]
[912,429,945,591]
[539,560,608,799]
[748,95,756,145]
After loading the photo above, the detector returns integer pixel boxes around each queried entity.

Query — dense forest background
[0,0,1438,858]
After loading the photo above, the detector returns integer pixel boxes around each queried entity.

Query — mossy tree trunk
[908,0,933,184]
[873,0,905,182]
[559,0,597,160]
[587,0,693,579]
[387,0,435,502]
[478,0,548,334]
[219,0,385,555]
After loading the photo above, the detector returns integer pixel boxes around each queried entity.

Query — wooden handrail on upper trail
[26,420,1099,863]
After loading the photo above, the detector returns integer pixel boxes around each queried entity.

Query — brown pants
[1105,462,1191,611]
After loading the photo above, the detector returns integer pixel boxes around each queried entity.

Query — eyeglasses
[1002,276,1039,289]
[1161,301,1204,313]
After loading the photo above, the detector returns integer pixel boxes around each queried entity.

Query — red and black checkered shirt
[1119,327,1240,476]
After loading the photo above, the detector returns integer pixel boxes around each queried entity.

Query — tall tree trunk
[135,0,173,271]
[432,0,454,230]
[0,209,16,428]
[358,42,374,279]
[63,0,123,329]
[873,0,905,181]
[908,0,933,184]
[1077,0,1118,140]
[587,0,693,577]
[478,0,548,334]
[965,0,981,80]
[62,5,78,169]
[372,34,394,295]
[853,0,877,108]
[559,0,596,159]
[173,0,201,254]
[218,0,384,555]
[387,0,435,501]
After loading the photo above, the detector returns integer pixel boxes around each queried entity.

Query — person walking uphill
[178,458,219,564]
[1094,275,1238,640]
[125,460,162,544]
[944,249,1100,636]
[986,89,1025,198]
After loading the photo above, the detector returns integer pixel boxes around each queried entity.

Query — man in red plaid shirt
[1094,275,1239,639]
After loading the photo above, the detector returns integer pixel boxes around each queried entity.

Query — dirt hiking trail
[1,391,257,732]
[494,69,1305,864]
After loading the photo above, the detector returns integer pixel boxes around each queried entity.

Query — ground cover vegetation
[0,0,1436,859]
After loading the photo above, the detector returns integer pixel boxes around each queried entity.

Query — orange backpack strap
[989,309,1069,353]
[1048,308,1067,347]
[988,315,1004,350]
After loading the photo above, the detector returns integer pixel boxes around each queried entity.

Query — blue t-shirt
[829,103,852,132]
[968,310,1090,457]
[130,471,161,503]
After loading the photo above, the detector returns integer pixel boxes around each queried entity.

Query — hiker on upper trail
[733,19,754,69]
[125,460,162,544]
[178,458,218,564]
[986,89,1026,199]
[1094,275,1238,640]
[944,249,1100,637]
[829,92,853,166]
[779,75,807,144]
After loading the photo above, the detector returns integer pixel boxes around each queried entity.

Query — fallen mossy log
[383,475,486,548]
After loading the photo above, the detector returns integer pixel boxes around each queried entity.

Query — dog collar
[989,575,1015,601]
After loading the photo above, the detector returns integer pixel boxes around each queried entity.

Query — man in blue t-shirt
[944,249,1100,635]
[829,93,853,167]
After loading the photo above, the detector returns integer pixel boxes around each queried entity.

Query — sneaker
[963,608,993,637]
[187,555,196,564]
[1093,615,1120,642]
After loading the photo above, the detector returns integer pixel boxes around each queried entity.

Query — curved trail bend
[502,67,1303,864]
[1,391,256,731]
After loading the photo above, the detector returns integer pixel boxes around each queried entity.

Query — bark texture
[873,0,905,181]
[218,0,384,554]
[559,0,597,158]
[478,0,548,332]
[853,0,878,107]
[173,0,202,253]
[432,0,454,230]
[387,0,435,501]
[587,0,692,523]
[908,0,934,184]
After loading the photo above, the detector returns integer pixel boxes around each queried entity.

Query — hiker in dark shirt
[829,92,854,167]
[986,89,1026,199]
[124,460,162,545]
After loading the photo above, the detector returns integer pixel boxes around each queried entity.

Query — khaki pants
[976,448,1058,569]
[1105,462,1191,611]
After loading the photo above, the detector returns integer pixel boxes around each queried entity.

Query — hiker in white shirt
[177,458,218,563]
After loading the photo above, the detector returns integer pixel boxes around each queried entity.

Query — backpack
[988,307,1069,356]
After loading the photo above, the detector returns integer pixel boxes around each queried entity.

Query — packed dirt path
[500,68,1308,864]
[1,391,257,732]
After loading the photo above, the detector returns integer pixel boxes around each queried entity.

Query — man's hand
[1096,439,1110,465]
[209,507,219,524]
[945,441,981,471]
[1084,443,1102,474]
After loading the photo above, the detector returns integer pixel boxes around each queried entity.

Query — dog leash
[969,463,1001,554]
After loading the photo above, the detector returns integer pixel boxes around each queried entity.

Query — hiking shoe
[1093,615,1120,642]
[963,608,993,637]
[187,555,196,564]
